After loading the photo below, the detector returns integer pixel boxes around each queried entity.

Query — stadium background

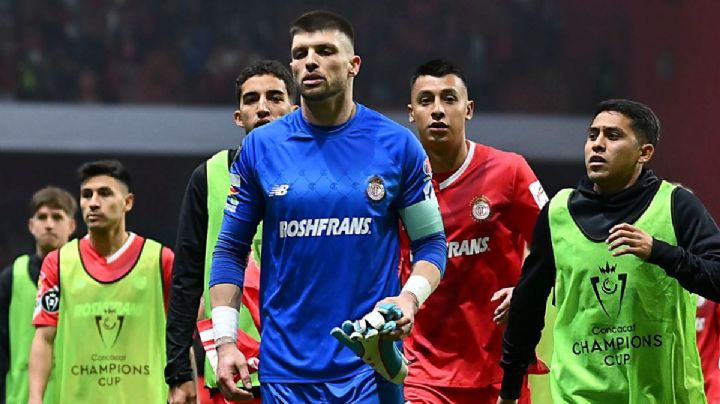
[1,0,719,265]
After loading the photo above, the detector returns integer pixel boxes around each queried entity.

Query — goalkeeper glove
[330,304,409,384]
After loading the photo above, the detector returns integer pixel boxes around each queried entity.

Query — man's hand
[168,380,197,404]
[491,287,514,324]
[215,343,254,401]
[330,303,409,384]
[376,292,419,339]
[607,223,653,260]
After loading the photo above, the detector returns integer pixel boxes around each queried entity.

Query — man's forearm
[28,326,56,403]
[408,260,441,292]
[210,283,244,347]
[210,283,243,309]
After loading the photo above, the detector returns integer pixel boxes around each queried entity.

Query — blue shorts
[261,370,404,403]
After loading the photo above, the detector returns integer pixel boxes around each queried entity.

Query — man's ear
[407,104,415,123]
[465,100,475,121]
[348,55,362,77]
[638,143,655,165]
[124,193,135,213]
[234,110,244,128]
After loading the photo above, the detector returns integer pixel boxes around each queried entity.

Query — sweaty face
[585,111,650,192]
[290,30,358,102]
[79,175,133,232]
[234,74,294,132]
[409,74,473,152]
[28,206,75,253]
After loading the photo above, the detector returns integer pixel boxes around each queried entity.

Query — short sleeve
[509,156,547,244]
[32,251,60,327]
[160,246,174,311]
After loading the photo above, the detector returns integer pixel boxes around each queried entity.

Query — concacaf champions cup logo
[95,308,125,349]
[590,262,628,319]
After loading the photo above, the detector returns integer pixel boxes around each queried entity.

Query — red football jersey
[697,296,720,403]
[401,141,546,387]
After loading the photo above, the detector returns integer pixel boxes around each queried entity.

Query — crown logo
[599,262,616,275]
[590,261,627,319]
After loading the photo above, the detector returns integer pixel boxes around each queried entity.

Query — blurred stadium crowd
[0,0,625,112]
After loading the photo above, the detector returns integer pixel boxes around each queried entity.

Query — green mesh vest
[204,150,261,388]
[6,255,57,404]
[53,238,167,403]
[548,181,705,403]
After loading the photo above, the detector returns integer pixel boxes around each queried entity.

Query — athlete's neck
[36,244,52,258]
[88,225,130,257]
[427,139,469,174]
[301,89,356,126]
[592,166,643,196]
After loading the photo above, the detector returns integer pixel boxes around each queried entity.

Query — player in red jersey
[697,295,720,404]
[401,59,547,404]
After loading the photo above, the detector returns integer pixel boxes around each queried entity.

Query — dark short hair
[594,99,661,146]
[411,59,467,89]
[29,186,77,217]
[290,10,354,46]
[235,60,297,106]
[77,160,132,191]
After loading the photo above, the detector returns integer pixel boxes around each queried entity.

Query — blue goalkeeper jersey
[222,103,433,383]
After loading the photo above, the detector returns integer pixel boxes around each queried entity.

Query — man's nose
[431,100,445,120]
[257,99,270,117]
[305,50,319,71]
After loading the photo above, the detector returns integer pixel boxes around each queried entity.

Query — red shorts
[405,377,532,404]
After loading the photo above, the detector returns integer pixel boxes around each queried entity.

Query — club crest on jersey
[470,195,492,222]
[367,176,385,202]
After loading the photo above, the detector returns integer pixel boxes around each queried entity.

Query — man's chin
[300,85,342,103]
[38,241,64,252]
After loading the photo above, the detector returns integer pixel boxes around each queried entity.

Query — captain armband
[399,198,443,241]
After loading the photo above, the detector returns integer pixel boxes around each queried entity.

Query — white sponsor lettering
[224,203,237,213]
[447,237,490,258]
[279,217,372,238]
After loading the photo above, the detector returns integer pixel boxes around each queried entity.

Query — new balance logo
[269,184,289,197]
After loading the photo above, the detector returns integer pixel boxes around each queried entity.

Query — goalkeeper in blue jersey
[208,10,447,404]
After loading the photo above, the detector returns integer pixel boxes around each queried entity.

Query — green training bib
[548,181,705,403]
[6,255,57,403]
[53,239,167,403]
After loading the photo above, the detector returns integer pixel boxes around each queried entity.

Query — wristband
[401,275,432,307]
[211,306,238,344]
